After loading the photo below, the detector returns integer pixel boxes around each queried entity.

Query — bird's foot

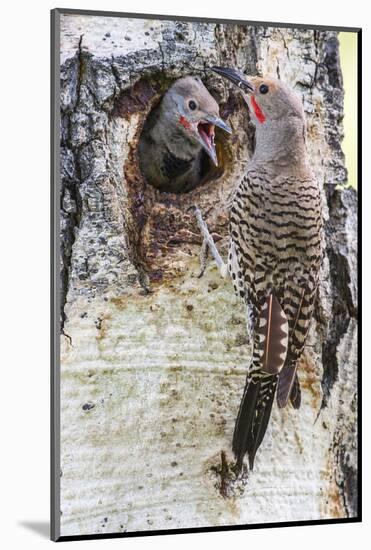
[193,207,229,279]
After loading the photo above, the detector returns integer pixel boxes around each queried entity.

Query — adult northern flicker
[198,67,323,471]
[139,76,231,193]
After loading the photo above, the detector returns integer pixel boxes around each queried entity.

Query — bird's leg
[194,207,229,279]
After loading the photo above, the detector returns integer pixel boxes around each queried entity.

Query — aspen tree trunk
[58,13,358,536]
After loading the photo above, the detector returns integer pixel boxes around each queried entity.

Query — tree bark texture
[58,13,358,537]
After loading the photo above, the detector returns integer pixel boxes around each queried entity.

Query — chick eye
[188,100,197,110]
[259,84,269,94]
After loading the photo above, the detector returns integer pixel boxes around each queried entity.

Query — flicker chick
[139,76,231,193]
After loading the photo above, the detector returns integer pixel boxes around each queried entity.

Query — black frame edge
[51,7,61,543]
[57,517,361,543]
[54,7,361,33]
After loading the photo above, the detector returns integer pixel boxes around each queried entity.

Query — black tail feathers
[277,364,301,409]
[232,376,277,471]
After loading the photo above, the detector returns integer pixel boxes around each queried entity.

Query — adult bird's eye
[259,84,269,94]
[188,100,197,110]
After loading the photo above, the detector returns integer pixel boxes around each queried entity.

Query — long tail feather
[257,295,289,375]
[233,376,277,471]
[232,294,288,470]
[247,381,276,468]
[277,364,299,408]
[277,287,306,408]
[232,380,260,470]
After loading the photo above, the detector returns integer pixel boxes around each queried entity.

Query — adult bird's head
[160,76,232,166]
[211,67,304,127]
[211,67,308,167]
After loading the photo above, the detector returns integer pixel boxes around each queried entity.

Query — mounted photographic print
[51,8,361,541]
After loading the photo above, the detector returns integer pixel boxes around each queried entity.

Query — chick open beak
[211,66,254,93]
[196,115,231,166]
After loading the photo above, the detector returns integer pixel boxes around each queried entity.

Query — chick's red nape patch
[251,96,266,124]
[179,116,191,130]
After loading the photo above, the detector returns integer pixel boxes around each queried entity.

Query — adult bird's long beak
[211,66,254,93]
[207,114,232,135]
[196,114,232,166]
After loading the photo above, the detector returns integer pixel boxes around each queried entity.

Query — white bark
[58,13,358,537]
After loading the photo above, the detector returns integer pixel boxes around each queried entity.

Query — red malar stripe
[251,96,266,124]
[179,116,191,130]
